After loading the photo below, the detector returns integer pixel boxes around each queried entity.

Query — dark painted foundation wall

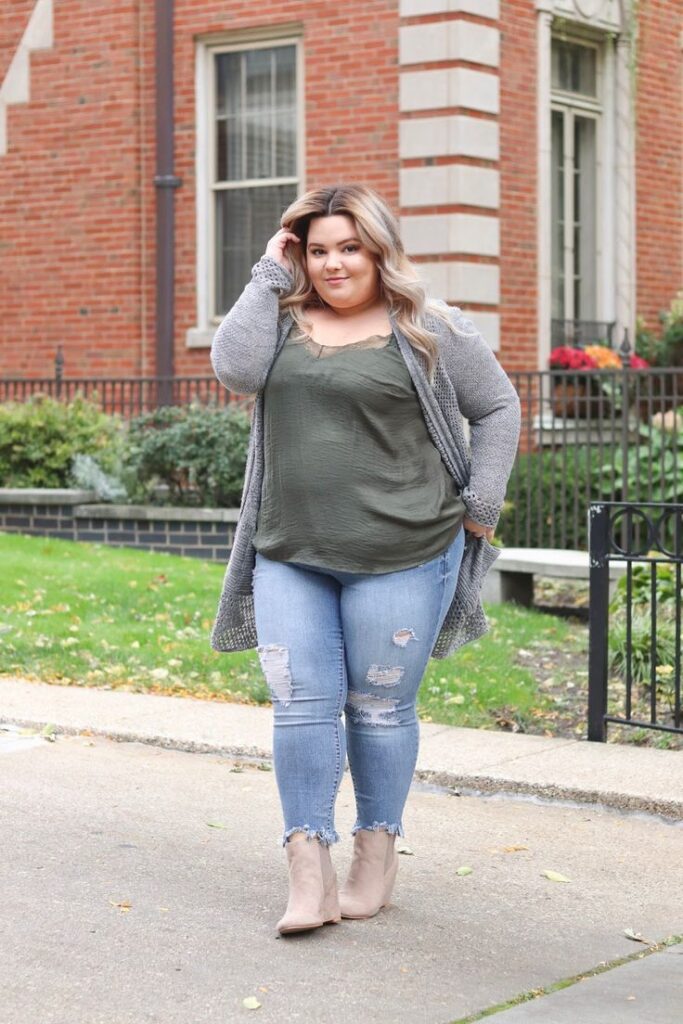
[0,491,237,562]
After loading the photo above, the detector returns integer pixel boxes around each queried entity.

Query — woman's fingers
[463,517,495,541]
[265,228,300,270]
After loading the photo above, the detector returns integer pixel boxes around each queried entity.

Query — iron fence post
[588,502,610,741]
[55,346,64,399]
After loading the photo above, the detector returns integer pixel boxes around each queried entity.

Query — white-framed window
[550,34,603,338]
[189,33,303,347]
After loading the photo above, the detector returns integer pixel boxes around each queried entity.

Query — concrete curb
[2,675,682,823]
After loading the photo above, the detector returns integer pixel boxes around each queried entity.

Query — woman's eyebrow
[307,237,361,248]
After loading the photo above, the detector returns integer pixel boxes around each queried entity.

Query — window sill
[186,327,218,349]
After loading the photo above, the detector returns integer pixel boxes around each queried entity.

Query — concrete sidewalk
[2,675,681,1023]
[1,674,681,821]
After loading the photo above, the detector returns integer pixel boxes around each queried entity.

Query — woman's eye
[311,246,358,255]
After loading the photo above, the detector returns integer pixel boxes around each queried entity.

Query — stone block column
[398,0,501,352]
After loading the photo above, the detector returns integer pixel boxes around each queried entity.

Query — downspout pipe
[154,0,181,405]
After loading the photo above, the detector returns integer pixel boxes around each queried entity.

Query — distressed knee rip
[366,664,405,688]
[256,643,293,707]
[345,691,400,727]
[392,627,418,648]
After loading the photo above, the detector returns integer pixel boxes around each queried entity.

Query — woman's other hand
[265,228,300,275]
[463,517,495,542]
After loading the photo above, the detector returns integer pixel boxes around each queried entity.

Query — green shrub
[0,394,125,488]
[497,447,594,549]
[592,421,683,505]
[609,561,679,615]
[608,563,679,716]
[122,400,250,507]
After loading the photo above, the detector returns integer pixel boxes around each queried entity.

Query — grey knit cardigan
[209,255,521,659]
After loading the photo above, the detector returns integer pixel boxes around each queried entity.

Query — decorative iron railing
[588,501,682,741]
[551,318,616,349]
[2,347,682,550]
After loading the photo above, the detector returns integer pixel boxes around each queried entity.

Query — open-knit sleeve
[210,255,293,395]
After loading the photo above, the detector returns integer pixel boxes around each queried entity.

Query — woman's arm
[210,255,294,396]
[441,308,522,530]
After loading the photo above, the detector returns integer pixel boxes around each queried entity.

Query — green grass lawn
[0,531,586,734]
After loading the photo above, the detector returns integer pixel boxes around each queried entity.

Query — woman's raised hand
[265,228,300,275]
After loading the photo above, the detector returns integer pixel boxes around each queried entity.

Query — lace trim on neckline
[289,325,394,355]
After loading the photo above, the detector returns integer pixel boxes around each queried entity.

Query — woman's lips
[326,277,347,284]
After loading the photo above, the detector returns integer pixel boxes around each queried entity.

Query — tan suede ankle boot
[338,829,399,919]
[276,837,342,935]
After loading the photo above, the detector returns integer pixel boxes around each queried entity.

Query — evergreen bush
[0,393,125,488]
[122,400,250,507]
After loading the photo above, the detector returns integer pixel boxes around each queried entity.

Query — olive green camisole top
[251,322,466,573]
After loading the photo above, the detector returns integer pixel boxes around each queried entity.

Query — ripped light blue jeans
[252,526,466,847]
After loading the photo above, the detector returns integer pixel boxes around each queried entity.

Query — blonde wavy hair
[277,183,457,382]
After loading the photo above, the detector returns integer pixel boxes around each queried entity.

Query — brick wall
[0,0,401,381]
[0,0,148,378]
[499,0,538,374]
[1,0,679,381]
[634,0,683,334]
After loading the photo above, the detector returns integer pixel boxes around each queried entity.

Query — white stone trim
[399,114,499,160]
[400,164,499,209]
[468,311,500,351]
[552,0,622,33]
[419,261,500,304]
[401,213,499,256]
[536,5,553,370]
[614,35,636,346]
[190,31,304,347]
[536,3,632,366]
[399,22,500,67]
[400,67,499,114]
[400,0,499,18]
[0,0,53,157]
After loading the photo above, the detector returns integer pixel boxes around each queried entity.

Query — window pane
[573,116,596,320]
[215,184,298,317]
[245,49,272,113]
[551,110,565,321]
[246,112,273,179]
[275,110,296,177]
[275,47,295,108]
[215,45,296,183]
[551,39,597,97]
[216,52,241,117]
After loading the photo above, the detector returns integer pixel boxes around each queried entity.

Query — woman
[209,184,521,937]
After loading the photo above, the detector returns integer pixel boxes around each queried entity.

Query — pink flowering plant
[548,344,651,416]
[549,346,599,371]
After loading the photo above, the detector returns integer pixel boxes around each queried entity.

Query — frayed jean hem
[282,825,341,847]
[351,821,404,837]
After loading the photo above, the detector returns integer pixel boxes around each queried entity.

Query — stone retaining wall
[0,490,238,562]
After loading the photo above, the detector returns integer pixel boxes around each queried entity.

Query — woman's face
[304,214,380,311]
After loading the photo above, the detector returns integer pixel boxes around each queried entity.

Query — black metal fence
[504,366,682,550]
[0,373,242,417]
[2,350,682,551]
[587,501,682,742]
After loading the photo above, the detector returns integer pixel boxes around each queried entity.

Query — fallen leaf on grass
[542,870,571,883]
[624,928,651,944]
[242,996,261,1010]
[456,866,473,876]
